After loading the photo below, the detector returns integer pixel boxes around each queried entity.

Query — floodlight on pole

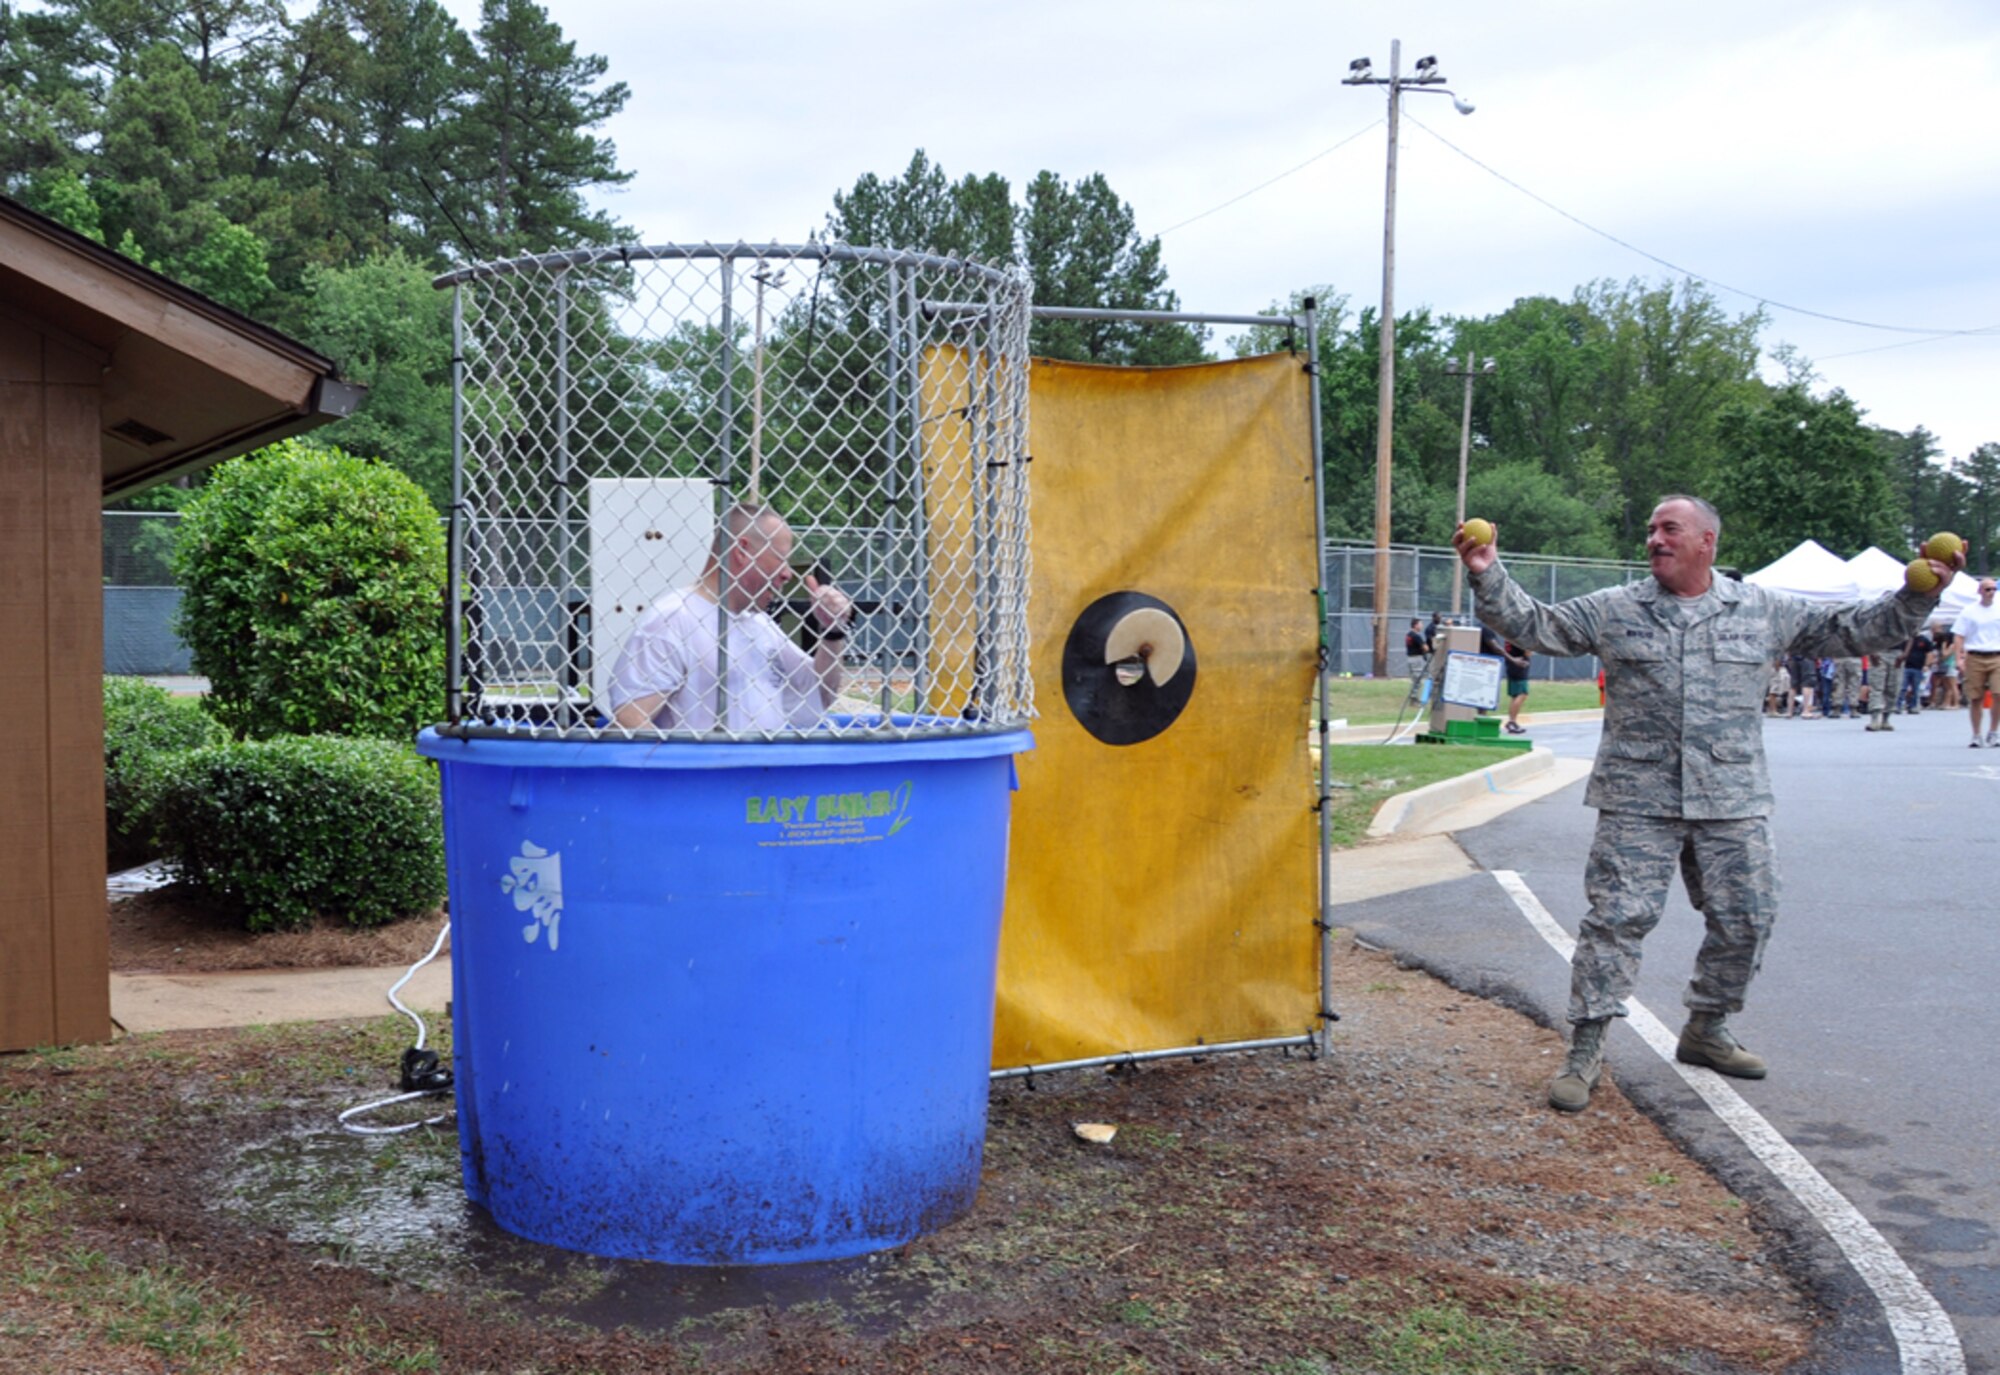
[1444,352,1499,615]
[1344,38,1475,676]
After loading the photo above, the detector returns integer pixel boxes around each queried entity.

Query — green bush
[154,735,445,931]
[170,439,446,740]
[103,677,228,870]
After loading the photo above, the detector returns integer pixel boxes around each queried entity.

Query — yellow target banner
[990,352,1321,1067]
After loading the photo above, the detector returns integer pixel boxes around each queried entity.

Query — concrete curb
[1366,745,1556,839]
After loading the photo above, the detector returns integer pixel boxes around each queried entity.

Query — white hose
[337,918,454,1136]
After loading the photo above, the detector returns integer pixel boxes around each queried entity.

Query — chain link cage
[433,242,1034,742]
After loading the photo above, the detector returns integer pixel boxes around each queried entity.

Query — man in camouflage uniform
[1455,496,1957,1111]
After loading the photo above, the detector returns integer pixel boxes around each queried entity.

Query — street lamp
[1445,352,1497,615]
[1345,40,1475,676]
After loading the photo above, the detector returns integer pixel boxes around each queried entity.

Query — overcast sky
[461,0,2000,462]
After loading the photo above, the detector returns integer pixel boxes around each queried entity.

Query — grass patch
[1322,743,1520,847]
[310,1309,443,1372]
[28,1249,250,1374]
[1317,677,1599,727]
[1370,1301,1531,1374]
[0,1142,65,1240]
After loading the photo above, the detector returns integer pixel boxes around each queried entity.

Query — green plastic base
[1416,717,1532,751]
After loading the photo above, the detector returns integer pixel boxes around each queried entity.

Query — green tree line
[1241,285,2000,571]
[3,0,629,509]
[3,0,1993,571]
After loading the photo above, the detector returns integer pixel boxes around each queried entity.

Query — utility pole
[1446,351,1497,614]
[1345,42,1474,675]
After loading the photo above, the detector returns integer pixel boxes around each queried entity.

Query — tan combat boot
[1675,1012,1767,1079]
[1548,1018,1608,1112]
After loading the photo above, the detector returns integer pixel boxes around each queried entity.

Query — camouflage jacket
[1470,564,1938,819]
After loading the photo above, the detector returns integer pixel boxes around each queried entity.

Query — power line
[1157,119,1383,238]
[1816,332,1990,362]
[1404,111,2000,340]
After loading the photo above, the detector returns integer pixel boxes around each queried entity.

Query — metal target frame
[949,298,1338,1079]
[433,241,1033,743]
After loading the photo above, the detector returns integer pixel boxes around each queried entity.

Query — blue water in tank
[415,724,1032,1265]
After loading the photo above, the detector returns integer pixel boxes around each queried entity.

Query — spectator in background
[1897,630,1934,714]
[1827,656,1862,719]
[1865,651,1898,732]
[1931,623,1960,710]
[1503,639,1532,734]
[1405,618,1430,685]
[1765,659,1793,717]
[1951,578,2000,747]
[1787,651,1817,717]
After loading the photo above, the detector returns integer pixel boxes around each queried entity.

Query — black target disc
[1061,591,1197,746]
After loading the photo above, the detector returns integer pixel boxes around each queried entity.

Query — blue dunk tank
[427,240,1037,1263]
[417,729,1032,1264]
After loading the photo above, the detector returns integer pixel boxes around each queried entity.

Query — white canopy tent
[1744,540,1860,602]
[1935,570,1982,625]
[1840,545,1974,626]
[1846,547,1909,598]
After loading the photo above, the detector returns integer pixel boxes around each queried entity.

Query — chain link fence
[1323,539,1649,680]
[103,510,190,676]
[106,522,1652,687]
[434,242,1033,740]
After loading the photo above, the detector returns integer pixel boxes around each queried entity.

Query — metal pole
[554,273,575,728]
[974,319,1000,721]
[1305,299,1339,1052]
[749,261,782,506]
[885,264,911,719]
[908,279,936,714]
[718,256,736,482]
[1369,38,1402,680]
[446,285,466,723]
[1451,349,1473,615]
[989,1034,1318,1082]
[715,258,737,729]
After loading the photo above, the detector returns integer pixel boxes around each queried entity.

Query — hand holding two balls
[1906,532,1966,594]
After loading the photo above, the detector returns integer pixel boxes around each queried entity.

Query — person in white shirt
[1951,577,2000,747]
[607,502,852,733]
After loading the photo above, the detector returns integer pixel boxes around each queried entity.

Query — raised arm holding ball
[1450,502,1960,1112]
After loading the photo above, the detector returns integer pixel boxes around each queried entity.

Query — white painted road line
[1491,869,1965,1375]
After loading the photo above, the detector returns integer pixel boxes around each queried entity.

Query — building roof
[0,194,361,495]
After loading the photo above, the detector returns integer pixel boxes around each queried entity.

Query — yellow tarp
[990,353,1321,1067]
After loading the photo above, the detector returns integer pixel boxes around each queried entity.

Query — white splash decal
[501,840,564,950]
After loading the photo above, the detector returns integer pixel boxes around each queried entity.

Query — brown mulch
[6,902,1825,1375]
[108,886,446,973]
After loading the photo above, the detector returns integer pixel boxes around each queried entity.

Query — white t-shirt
[1950,598,2000,653]
[607,588,826,731]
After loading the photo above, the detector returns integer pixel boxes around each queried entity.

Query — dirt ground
[108,888,448,974]
[0,889,1833,1374]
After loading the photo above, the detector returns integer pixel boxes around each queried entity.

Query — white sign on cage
[589,478,715,713]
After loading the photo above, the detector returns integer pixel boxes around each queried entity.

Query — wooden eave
[0,194,360,495]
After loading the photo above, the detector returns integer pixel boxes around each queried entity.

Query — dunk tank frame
[431,244,1337,1087]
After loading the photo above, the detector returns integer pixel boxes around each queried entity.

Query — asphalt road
[1340,704,1999,1375]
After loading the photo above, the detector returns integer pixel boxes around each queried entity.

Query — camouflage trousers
[1830,658,1863,713]
[1570,811,1779,1025]
[1866,658,1899,722]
